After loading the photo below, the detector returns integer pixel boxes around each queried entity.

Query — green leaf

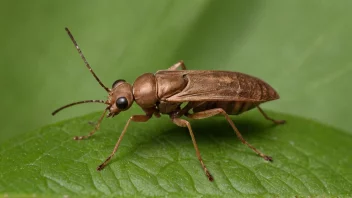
[1,110,351,197]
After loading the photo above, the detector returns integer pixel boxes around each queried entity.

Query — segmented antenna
[52,100,107,115]
[65,27,110,92]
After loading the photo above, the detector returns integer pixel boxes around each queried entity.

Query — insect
[53,28,285,181]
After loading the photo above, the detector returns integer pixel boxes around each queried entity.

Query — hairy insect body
[54,28,285,182]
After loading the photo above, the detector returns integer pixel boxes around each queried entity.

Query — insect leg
[187,108,273,161]
[97,114,152,171]
[171,118,214,181]
[74,109,108,140]
[168,60,187,70]
[256,105,286,124]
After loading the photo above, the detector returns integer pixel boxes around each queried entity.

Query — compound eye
[116,97,128,110]
[112,79,126,88]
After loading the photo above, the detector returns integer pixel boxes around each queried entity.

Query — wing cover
[155,70,279,102]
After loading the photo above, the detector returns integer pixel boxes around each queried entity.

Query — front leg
[74,109,108,140]
[97,114,152,171]
[168,60,187,70]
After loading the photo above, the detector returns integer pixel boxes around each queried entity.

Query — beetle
[53,28,285,181]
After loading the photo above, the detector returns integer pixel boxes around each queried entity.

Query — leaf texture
[1,111,351,197]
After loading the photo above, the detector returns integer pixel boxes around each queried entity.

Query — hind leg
[256,105,285,124]
[187,108,273,161]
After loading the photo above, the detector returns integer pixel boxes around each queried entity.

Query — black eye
[112,79,125,88]
[116,97,128,110]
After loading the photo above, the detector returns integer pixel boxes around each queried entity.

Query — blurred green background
[1,0,352,143]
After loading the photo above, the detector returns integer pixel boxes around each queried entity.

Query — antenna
[65,27,110,92]
[52,100,107,115]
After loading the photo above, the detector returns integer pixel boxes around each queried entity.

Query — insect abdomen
[229,101,257,115]
[192,101,258,115]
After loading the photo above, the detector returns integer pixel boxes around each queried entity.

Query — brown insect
[53,28,285,181]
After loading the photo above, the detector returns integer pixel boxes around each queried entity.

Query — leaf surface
[1,111,351,197]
